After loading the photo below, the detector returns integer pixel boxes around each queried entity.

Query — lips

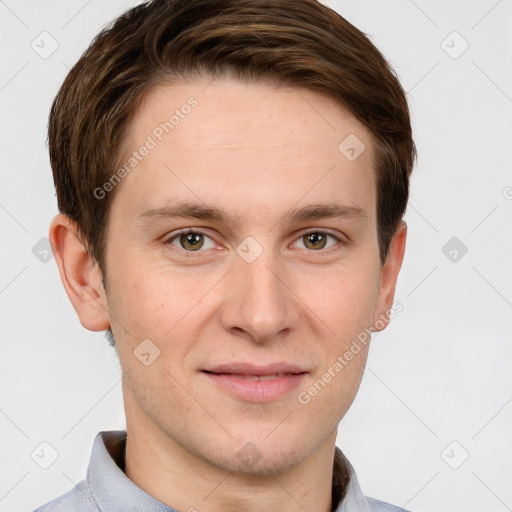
[215,373,291,381]
[203,362,307,376]
[201,362,308,402]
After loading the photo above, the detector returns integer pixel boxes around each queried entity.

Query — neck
[124,407,337,512]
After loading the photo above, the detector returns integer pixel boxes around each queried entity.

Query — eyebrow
[137,200,368,227]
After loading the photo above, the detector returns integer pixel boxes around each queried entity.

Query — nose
[219,248,300,343]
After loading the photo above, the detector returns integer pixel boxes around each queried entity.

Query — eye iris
[180,232,203,251]
[304,232,327,250]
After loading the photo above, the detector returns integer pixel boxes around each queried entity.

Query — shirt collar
[88,431,175,511]
[88,430,371,512]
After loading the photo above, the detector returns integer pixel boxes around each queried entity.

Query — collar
[87,430,371,512]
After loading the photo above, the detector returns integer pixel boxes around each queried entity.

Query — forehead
[114,78,376,224]
[136,78,370,147]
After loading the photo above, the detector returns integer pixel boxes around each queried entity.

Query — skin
[50,77,406,512]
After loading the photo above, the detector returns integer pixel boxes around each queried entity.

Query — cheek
[296,340,369,437]
[322,345,369,417]
[107,260,217,358]
[107,267,191,405]
[110,256,169,315]
[295,262,379,333]
[105,261,172,351]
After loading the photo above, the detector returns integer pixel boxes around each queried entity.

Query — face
[90,78,404,474]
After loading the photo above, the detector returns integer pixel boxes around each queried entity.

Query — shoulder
[32,478,98,512]
[367,497,412,511]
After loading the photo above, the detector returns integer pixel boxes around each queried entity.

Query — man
[35,0,415,510]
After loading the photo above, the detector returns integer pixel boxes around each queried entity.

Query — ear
[372,220,407,332]
[49,214,111,331]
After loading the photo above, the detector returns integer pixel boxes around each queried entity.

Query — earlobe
[49,214,111,332]
[372,220,407,332]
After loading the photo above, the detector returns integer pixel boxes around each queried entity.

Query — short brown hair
[49,0,415,271]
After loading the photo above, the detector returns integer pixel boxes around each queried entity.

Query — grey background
[1,1,511,511]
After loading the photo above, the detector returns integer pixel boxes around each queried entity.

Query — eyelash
[163,228,345,258]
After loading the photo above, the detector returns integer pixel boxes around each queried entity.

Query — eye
[166,229,217,252]
[293,231,340,251]
[164,228,343,256]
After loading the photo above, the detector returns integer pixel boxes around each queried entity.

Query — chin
[214,448,303,477]
[196,431,308,477]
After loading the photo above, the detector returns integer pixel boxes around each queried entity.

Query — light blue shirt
[33,431,410,512]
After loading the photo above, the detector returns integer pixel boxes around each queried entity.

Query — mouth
[203,372,299,381]
[201,363,308,402]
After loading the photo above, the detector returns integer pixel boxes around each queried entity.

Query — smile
[201,367,308,402]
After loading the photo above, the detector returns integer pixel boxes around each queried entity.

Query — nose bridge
[220,244,296,342]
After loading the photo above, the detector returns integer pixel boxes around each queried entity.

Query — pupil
[181,233,203,250]
[306,233,326,249]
